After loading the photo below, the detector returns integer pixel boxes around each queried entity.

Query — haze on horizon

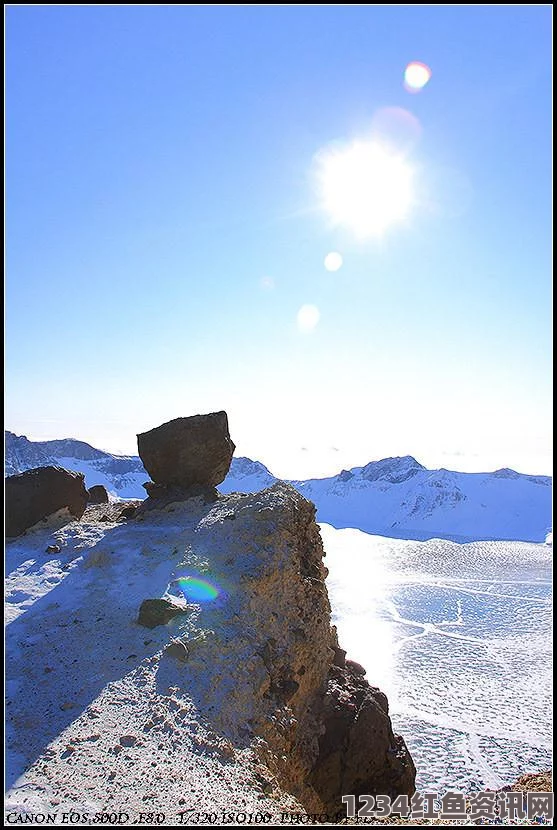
[5,6,552,480]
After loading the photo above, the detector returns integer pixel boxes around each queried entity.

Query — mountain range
[5,430,552,543]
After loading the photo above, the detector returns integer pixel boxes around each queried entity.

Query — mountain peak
[359,455,425,484]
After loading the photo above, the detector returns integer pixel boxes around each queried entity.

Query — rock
[309,665,416,810]
[88,484,109,504]
[137,411,235,491]
[193,482,416,814]
[512,770,552,792]
[6,466,88,538]
[119,735,138,747]
[164,640,189,662]
[141,481,219,505]
[45,544,62,554]
[331,646,346,668]
[119,504,137,520]
[330,627,346,668]
[137,598,189,629]
[345,658,366,676]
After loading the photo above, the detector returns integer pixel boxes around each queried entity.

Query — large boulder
[5,466,88,538]
[137,412,235,490]
[88,484,109,504]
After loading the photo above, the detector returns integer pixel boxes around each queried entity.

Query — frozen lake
[323,524,552,794]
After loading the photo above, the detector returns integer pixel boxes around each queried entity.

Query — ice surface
[322,524,552,793]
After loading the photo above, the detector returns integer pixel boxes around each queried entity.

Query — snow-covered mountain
[5,431,148,499]
[5,432,552,543]
[294,456,552,544]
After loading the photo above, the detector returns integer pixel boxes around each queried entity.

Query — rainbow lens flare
[177,575,220,602]
[404,61,432,92]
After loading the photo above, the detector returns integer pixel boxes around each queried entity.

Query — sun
[316,140,414,238]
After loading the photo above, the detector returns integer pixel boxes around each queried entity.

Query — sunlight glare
[317,140,414,238]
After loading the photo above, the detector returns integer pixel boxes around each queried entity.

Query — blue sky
[6,6,552,477]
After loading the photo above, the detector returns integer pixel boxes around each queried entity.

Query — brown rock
[137,598,189,629]
[208,482,416,814]
[88,485,109,504]
[6,466,88,538]
[309,665,416,810]
[512,770,552,792]
[345,658,366,676]
[137,412,235,490]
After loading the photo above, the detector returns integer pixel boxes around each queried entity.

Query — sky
[5,6,552,479]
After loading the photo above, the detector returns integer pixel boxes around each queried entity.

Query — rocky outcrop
[172,482,416,813]
[511,770,552,792]
[5,462,415,817]
[309,664,416,810]
[5,466,88,537]
[243,484,416,811]
[88,484,109,504]
[137,412,235,492]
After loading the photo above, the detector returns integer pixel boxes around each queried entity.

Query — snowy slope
[224,454,552,544]
[5,495,307,819]
[5,433,552,543]
[293,457,552,543]
[5,432,148,499]
[218,457,277,494]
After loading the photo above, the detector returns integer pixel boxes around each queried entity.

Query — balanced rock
[6,466,88,538]
[137,598,188,629]
[88,484,109,504]
[137,412,235,491]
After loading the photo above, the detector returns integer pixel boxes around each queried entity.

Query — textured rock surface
[511,770,552,792]
[137,412,235,490]
[5,466,88,537]
[309,664,416,810]
[144,481,416,812]
[88,484,109,504]
[236,485,415,810]
[5,479,415,817]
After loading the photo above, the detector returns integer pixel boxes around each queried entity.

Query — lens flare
[404,62,432,92]
[176,575,220,602]
[324,252,343,272]
[370,106,423,152]
[297,304,320,333]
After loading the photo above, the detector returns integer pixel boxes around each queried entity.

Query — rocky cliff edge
[5,482,414,818]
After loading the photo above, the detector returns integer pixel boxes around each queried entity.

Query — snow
[295,463,551,543]
[7,432,551,542]
[55,456,148,500]
[5,503,304,821]
[5,487,552,817]
[222,456,551,544]
[322,524,553,794]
